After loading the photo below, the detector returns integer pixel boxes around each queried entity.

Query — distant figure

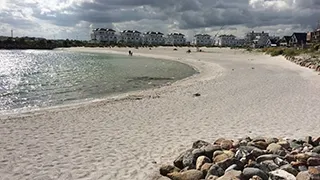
[129,50,133,56]
[186,49,191,53]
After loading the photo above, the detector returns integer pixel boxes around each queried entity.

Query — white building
[143,31,165,46]
[166,33,186,46]
[118,30,142,45]
[192,34,212,46]
[245,31,270,48]
[90,28,117,44]
[215,35,236,47]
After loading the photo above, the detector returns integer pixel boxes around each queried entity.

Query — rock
[280,164,299,176]
[182,149,196,169]
[305,152,320,158]
[225,164,238,172]
[214,138,226,145]
[260,160,279,171]
[256,154,279,163]
[196,156,211,170]
[266,138,279,145]
[250,141,268,150]
[295,153,310,163]
[313,137,320,146]
[269,169,296,180]
[240,140,248,146]
[267,143,283,154]
[203,145,222,159]
[284,154,296,163]
[174,150,191,169]
[223,150,235,158]
[214,154,230,163]
[306,136,313,145]
[252,137,266,143]
[217,158,235,170]
[213,151,225,158]
[298,166,308,171]
[250,148,265,158]
[200,163,212,176]
[277,141,290,150]
[312,146,320,154]
[206,175,219,180]
[160,165,180,176]
[243,167,268,180]
[307,157,320,166]
[193,140,210,149]
[274,157,288,166]
[206,164,224,178]
[296,171,312,180]
[216,170,242,180]
[167,170,203,180]
[308,166,320,178]
[233,140,240,149]
[291,161,307,167]
[221,140,233,150]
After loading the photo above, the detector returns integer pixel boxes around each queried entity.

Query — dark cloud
[1,0,320,39]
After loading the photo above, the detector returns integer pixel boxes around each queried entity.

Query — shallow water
[0,50,195,111]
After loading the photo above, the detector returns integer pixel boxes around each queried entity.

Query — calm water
[0,50,195,111]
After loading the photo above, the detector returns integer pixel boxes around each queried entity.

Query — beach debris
[232,69,235,71]
[187,49,191,53]
[252,67,255,69]
[193,93,201,97]
[159,136,320,180]
[173,48,178,51]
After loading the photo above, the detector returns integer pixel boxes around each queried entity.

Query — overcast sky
[0,0,320,40]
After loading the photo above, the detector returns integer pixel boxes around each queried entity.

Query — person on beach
[129,50,133,56]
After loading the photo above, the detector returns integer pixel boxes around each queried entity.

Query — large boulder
[193,140,210,149]
[206,164,224,178]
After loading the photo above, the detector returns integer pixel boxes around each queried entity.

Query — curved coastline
[0,47,218,118]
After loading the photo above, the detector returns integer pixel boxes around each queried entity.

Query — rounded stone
[160,164,180,176]
[193,140,210,149]
[167,170,203,180]
[216,170,242,180]
[277,141,290,150]
[196,156,211,170]
[243,167,268,180]
[206,164,224,177]
[269,169,296,180]
[307,157,320,166]
[280,164,299,176]
[200,163,212,176]
[221,140,233,150]
[266,143,282,154]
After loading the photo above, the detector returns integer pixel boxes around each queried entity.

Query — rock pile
[285,55,320,72]
[160,136,320,180]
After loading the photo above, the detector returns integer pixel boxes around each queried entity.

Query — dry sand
[1,47,320,180]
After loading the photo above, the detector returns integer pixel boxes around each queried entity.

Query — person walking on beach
[129,50,133,56]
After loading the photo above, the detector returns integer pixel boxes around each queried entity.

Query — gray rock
[206,164,224,178]
[312,146,320,154]
[269,169,296,180]
[160,164,180,176]
[277,141,290,150]
[307,157,320,166]
[243,167,268,180]
[174,149,191,169]
[216,170,242,180]
[266,138,279,145]
[279,164,299,176]
[193,140,210,149]
[196,156,211,170]
[182,149,196,169]
[167,170,203,180]
[202,144,221,159]
[274,157,288,167]
[261,160,279,171]
[217,158,234,170]
[298,166,308,171]
[220,140,233,150]
[200,163,212,176]
[256,154,279,163]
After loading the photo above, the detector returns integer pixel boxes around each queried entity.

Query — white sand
[1,47,320,180]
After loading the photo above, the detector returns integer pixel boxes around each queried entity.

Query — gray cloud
[0,0,320,39]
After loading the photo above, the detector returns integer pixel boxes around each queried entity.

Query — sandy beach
[1,47,320,180]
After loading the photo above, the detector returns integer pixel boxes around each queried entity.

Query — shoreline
[0,47,209,119]
[1,47,320,180]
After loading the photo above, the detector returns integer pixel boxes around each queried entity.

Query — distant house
[143,31,165,46]
[166,33,186,46]
[119,30,142,45]
[279,36,291,47]
[90,28,117,44]
[268,39,279,47]
[192,34,212,46]
[289,33,307,47]
[307,28,320,43]
[215,35,236,47]
[245,31,270,48]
